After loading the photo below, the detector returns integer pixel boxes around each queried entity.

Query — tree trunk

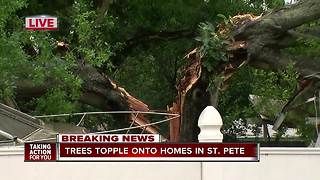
[13,0,320,141]
[172,0,320,142]
[16,61,159,134]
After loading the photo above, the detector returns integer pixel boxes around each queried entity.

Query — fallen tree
[169,0,320,142]
[15,60,159,134]
[5,0,320,142]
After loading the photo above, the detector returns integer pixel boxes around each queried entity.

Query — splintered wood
[168,14,258,141]
[217,14,260,38]
[109,79,159,134]
[168,49,202,142]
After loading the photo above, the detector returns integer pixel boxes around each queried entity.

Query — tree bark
[173,0,320,142]
[13,0,320,142]
[15,62,159,134]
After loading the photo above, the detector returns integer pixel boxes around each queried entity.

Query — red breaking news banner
[24,134,259,162]
[58,134,161,143]
[57,143,258,161]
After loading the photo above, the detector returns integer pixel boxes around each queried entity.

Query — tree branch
[249,47,320,77]
[295,25,320,38]
[15,62,159,134]
[125,29,196,49]
[235,0,320,40]
[96,0,112,23]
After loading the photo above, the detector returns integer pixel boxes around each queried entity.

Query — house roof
[0,103,43,142]
[0,103,86,145]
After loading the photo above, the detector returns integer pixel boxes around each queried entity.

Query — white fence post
[198,106,223,142]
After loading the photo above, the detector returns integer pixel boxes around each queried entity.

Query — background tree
[0,0,319,144]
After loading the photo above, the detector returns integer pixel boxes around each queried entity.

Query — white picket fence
[1,106,320,180]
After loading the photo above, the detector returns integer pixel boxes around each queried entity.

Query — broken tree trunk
[16,61,159,134]
[169,49,218,142]
[171,0,320,142]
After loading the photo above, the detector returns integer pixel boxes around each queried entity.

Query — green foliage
[71,0,113,69]
[296,123,317,143]
[247,0,284,11]
[0,33,28,97]
[0,0,28,98]
[219,67,256,137]
[265,0,285,9]
[196,22,228,72]
[285,36,320,58]
[234,65,298,123]
[251,63,298,101]
[35,88,76,116]
[0,0,27,30]
[1,0,313,142]
[0,0,81,115]
[115,53,176,109]
[219,65,299,139]
[113,0,257,109]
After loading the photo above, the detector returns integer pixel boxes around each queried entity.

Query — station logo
[25,15,58,30]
